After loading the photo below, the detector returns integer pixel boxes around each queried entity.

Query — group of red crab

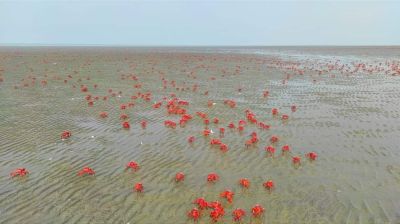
[7,57,325,223]
[188,199,265,222]
[10,100,318,223]
[185,174,273,222]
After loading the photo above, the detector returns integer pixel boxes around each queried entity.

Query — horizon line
[1,44,399,47]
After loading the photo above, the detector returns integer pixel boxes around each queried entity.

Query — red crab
[203,129,211,136]
[188,136,195,143]
[220,189,234,203]
[122,121,130,129]
[193,197,208,210]
[259,122,270,130]
[270,135,279,143]
[251,132,258,143]
[263,180,274,190]
[77,167,95,176]
[141,120,147,129]
[219,127,225,136]
[282,114,289,120]
[306,152,318,161]
[125,161,140,171]
[80,85,88,92]
[213,118,219,124]
[265,146,275,155]
[245,139,253,148]
[61,130,72,140]
[291,105,297,112]
[228,122,235,129]
[232,208,246,222]
[164,120,177,128]
[210,138,222,145]
[99,111,108,118]
[207,173,219,183]
[120,114,129,120]
[187,208,200,221]
[220,144,228,152]
[282,145,290,152]
[272,108,278,115]
[251,204,265,217]
[209,201,225,222]
[10,168,29,177]
[134,182,144,192]
[175,172,185,182]
[292,156,301,164]
[239,178,250,188]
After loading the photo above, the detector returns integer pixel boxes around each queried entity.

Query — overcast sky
[0,0,399,46]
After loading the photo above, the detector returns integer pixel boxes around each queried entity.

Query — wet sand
[0,47,400,223]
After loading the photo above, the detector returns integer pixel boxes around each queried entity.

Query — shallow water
[0,47,400,224]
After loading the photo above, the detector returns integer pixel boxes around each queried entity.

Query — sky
[0,0,399,46]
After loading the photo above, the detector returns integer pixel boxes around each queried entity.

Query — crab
[78,167,95,176]
[10,168,29,177]
[61,130,72,140]
[232,208,246,222]
[251,204,265,217]
[175,172,185,182]
[207,173,219,183]
[125,161,140,171]
[263,180,274,190]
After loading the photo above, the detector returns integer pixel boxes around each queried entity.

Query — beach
[0,46,400,223]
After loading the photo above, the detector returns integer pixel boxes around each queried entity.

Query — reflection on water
[0,47,400,223]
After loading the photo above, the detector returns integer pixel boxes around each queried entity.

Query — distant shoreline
[0,44,399,48]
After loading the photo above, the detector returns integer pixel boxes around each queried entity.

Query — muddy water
[0,47,400,224]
